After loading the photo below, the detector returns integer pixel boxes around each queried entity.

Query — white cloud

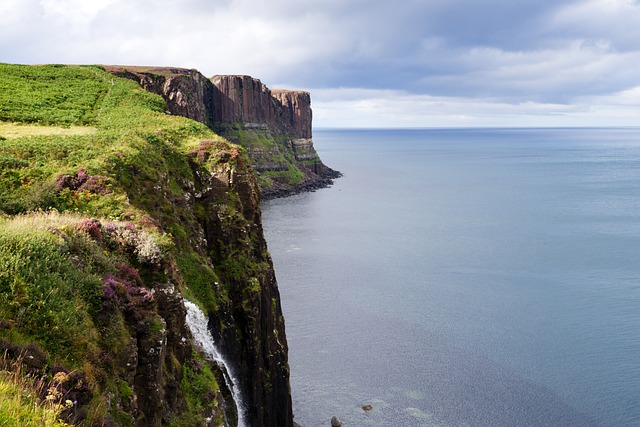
[552,0,640,48]
[311,88,640,128]
[3,0,640,127]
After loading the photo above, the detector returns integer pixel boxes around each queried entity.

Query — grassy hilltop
[0,63,286,426]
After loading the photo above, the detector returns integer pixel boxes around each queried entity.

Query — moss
[110,409,135,427]
[168,353,222,427]
[245,277,261,293]
[118,380,133,399]
[149,316,165,333]
[176,251,224,312]
[259,168,299,186]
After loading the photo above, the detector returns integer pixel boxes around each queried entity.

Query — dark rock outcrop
[187,143,293,427]
[105,66,213,124]
[272,90,312,139]
[210,75,275,126]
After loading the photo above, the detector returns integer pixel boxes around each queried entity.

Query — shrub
[0,221,99,359]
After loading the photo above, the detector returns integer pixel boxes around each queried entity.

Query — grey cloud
[3,0,640,126]
[278,0,640,106]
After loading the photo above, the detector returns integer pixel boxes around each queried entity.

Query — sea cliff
[105,66,340,199]
[0,63,308,426]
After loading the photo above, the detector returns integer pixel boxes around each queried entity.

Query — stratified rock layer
[272,89,312,139]
[210,75,275,126]
[191,150,293,427]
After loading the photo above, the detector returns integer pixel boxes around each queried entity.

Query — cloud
[311,87,640,128]
[2,0,640,126]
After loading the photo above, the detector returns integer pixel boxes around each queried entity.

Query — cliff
[271,89,312,139]
[105,67,340,199]
[210,75,275,126]
[0,64,292,427]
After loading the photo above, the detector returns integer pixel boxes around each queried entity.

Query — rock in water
[331,416,343,427]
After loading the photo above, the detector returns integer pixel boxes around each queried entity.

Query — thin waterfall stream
[184,300,247,427]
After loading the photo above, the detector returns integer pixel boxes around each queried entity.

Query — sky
[2,0,640,128]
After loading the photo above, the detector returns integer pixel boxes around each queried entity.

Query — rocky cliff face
[210,75,275,126]
[188,142,293,427]
[209,74,340,198]
[106,66,213,124]
[209,76,311,139]
[105,67,340,198]
[272,90,312,139]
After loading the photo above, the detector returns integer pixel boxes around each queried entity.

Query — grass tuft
[0,355,74,426]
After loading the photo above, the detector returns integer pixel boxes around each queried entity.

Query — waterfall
[184,300,247,427]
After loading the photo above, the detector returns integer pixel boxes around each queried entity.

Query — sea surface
[261,128,640,427]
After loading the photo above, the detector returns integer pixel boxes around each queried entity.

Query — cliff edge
[105,66,340,199]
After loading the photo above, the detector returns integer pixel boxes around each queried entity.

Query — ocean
[261,128,640,427]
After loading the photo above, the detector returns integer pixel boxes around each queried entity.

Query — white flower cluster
[103,221,172,265]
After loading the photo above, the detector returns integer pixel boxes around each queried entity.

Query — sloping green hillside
[0,64,287,426]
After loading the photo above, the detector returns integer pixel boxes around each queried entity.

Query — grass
[0,63,265,425]
[0,64,107,126]
[0,213,101,362]
[0,121,97,139]
[0,356,73,427]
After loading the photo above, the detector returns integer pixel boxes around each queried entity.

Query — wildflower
[46,385,62,401]
[77,218,102,240]
[53,371,70,385]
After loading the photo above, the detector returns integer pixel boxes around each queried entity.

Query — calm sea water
[262,128,640,427]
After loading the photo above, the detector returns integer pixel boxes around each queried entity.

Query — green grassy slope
[0,63,259,426]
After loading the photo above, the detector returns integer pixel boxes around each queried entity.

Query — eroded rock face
[105,66,213,125]
[210,76,312,139]
[125,280,194,427]
[272,90,312,139]
[191,152,293,427]
[211,75,276,126]
[210,75,341,198]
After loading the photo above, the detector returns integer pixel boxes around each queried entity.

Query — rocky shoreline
[261,167,342,200]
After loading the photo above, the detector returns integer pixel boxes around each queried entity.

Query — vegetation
[0,355,73,426]
[219,123,308,188]
[0,211,176,424]
[168,352,223,427]
[0,64,106,126]
[0,63,265,425]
